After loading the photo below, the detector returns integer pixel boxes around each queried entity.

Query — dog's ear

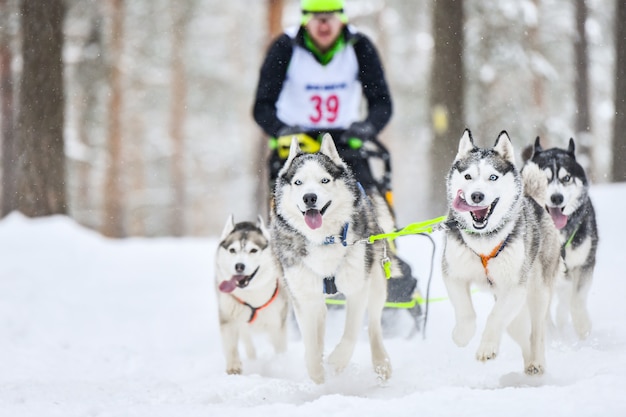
[534,136,543,154]
[280,136,302,173]
[521,136,541,163]
[525,136,543,162]
[494,130,516,164]
[220,214,235,241]
[568,137,576,157]
[319,133,344,166]
[256,215,271,240]
[456,129,475,159]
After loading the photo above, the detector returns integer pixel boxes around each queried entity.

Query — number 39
[309,94,339,123]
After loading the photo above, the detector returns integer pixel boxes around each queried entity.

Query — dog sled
[268,128,438,336]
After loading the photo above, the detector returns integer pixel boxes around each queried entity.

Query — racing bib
[276,39,362,130]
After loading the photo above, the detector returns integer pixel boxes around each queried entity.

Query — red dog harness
[231,280,280,323]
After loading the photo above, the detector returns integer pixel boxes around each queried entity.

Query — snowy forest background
[0,0,624,237]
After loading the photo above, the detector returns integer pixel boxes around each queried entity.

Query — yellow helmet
[301,0,344,12]
[301,0,348,24]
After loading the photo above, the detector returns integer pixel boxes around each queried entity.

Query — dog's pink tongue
[304,209,323,230]
[548,207,568,229]
[219,276,244,293]
[452,190,487,213]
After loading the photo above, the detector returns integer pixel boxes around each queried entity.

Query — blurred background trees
[10,0,67,217]
[0,0,621,237]
[428,0,464,217]
[613,0,626,183]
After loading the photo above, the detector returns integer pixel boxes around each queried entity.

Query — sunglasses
[302,11,344,25]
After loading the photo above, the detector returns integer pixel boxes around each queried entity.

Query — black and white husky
[214,215,289,375]
[271,134,392,384]
[442,129,562,375]
[529,137,598,339]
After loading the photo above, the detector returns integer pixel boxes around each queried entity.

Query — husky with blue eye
[528,137,598,340]
[270,134,394,384]
[442,129,562,376]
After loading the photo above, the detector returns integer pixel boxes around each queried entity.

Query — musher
[252,0,423,330]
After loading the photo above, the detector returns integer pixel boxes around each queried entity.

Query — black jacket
[253,26,393,138]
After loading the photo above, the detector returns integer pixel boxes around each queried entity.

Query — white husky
[271,135,392,384]
[528,137,599,340]
[442,129,562,375]
[214,214,289,375]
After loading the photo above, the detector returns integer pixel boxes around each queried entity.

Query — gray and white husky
[214,214,289,375]
[271,134,392,384]
[442,129,562,375]
[529,137,598,339]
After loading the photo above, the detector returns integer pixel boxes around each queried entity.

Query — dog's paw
[452,321,476,347]
[525,362,545,376]
[328,345,352,374]
[573,315,591,340]
[373,358,392,382]
[476,341,498,362]
[306,358,325,384]
[308,367,325,384]
[226,364,242,375]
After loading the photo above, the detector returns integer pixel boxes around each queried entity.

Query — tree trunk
[16,0,67,217]
[612,0,626,182]
[255,0,284,221]
[102,0,125,237]
[268,0,284,38]
[428,0,465,216]
[0,0,16,216]
[574,0,594,178]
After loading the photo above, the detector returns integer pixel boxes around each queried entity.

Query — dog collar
[560,202,594,258]
[560,223,581,274]
[561,221,581,260]
[323,222,350,246]
[319,184,364,246]
[231,279,280,324]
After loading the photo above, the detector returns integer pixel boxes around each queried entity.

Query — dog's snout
[551,194,564,206]
[303,193,317,207]
[235,263,245,273]
[471,192,484,204]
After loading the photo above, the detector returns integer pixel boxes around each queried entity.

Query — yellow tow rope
[370,215,448,306]
[368,215,448,244]
[325,286,470,308]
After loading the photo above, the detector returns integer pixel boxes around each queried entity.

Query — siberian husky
[271,134,392,384]
[529,137,598,339]
[214,214,289,375]
[442,129,562,375]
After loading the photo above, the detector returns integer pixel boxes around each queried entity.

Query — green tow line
[325,292,451,308]
[325,215,455,338]
[377,215,447,309]
[327,215,449,309]
[372,216,447,279]
[368,215,448,244]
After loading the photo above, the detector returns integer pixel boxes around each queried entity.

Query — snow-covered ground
[1,183,625,417]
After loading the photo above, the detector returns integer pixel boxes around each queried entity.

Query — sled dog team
[214,130,598,383]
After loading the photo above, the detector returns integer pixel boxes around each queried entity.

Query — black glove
[342,121,376,142]
[276,125,304,137]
